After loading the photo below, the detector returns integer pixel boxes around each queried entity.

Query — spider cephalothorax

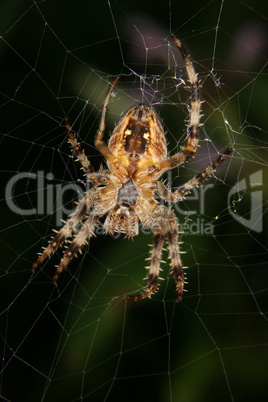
[32,35,230,301]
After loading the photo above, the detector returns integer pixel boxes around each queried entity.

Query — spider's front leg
[53,215,97,283]
[128,218,165,301]
[166,210,185,302]
[32,191,92,277]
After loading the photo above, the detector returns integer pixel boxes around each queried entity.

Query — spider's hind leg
[160,35,201,173]
[172,34,200,155]
[66,120,94,176]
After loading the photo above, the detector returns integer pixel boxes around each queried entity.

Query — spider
[32,35,230,302]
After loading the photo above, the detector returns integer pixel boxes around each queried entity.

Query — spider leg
[53,215,96,283]
[95,77,119,162]
[66,120,110,186]
[128,218,165,301]
[66,120,94,175]
[166,210,185,302]
[32,191,92,274]
[160,35,201,172]
[155,149,231,203]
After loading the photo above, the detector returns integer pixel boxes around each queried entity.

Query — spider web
[1,0,267,401]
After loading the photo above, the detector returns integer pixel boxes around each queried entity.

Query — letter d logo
[228,170,263,233]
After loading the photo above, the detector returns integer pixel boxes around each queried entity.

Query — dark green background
[0,1,267,401]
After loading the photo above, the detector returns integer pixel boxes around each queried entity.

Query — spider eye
[129,153,139,160]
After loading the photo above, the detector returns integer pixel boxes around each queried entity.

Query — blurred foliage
[0,0,267,401]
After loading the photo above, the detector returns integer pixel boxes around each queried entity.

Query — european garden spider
[32,35,230,302]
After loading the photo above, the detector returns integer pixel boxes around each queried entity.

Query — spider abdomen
[117,179,139,207]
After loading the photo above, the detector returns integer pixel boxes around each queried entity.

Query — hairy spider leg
[155,149,231,203]
[53,215,96,283]
[66,119,95,175]
[128,217,165,301]
[166,210,185,302]
[160,35,201,172]
[32,192,92,275]
[66,120,110,187]
[95,77,119,162]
